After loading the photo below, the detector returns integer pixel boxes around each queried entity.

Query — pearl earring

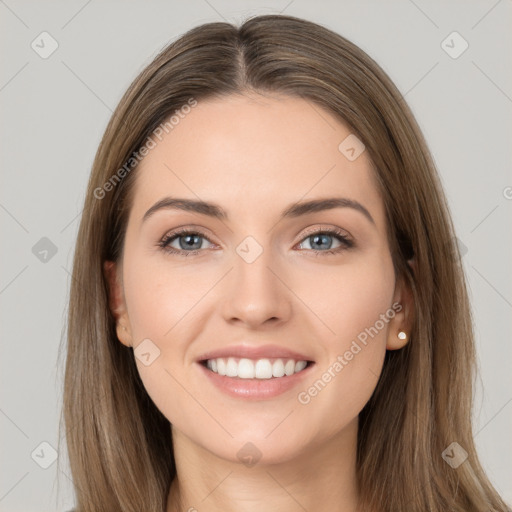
[398,331,407,340]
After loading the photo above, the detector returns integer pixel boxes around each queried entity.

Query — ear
[386,258,416,350]
[103,260,133,348]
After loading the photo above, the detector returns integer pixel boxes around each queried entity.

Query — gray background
[1,1,511,510]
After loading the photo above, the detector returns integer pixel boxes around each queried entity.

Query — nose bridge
[220,233,292,326]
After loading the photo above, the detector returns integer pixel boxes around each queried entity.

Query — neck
[166,418,360,512]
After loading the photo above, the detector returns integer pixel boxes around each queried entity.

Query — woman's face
[106,92,411,464]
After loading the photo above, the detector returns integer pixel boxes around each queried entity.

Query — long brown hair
[58,14,510,512]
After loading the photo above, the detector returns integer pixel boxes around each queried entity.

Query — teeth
[205,357,309,379]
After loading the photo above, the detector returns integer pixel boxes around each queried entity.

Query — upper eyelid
[161,226,216,244]
[300,225,351,239]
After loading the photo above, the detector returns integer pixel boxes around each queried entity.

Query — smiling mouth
[199,357,315,379]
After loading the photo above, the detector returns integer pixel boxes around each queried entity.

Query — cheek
[121,253,212,429]
[120,250,223,414]
[294,252,395,422]
[122,251,207,343]
[298,248,395,349]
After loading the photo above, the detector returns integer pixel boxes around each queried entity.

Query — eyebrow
[142,196,375,225]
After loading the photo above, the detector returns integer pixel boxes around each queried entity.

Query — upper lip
[197,344,315,363]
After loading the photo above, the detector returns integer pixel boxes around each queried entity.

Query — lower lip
[197,361,316,400]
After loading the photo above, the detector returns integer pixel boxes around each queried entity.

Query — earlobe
[115,322,133,348]
[407,257,417,276]
[103,260,133,347]
[386,259,415,351]
[387,329,409,350]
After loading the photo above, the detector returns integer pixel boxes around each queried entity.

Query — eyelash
[157,226,354,257]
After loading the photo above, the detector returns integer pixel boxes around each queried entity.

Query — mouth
[199,357,315,380]
[197,356,316,400]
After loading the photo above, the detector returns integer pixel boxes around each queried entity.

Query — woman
[60,13,510,512]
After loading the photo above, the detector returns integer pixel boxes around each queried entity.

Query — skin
[104,92,414,512]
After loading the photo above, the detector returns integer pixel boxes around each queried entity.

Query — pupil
[181,234,200,250]
[312,234,331,250]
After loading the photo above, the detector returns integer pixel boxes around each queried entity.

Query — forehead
[130,93,385,230]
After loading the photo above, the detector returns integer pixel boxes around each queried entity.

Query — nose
[220,244,293,329]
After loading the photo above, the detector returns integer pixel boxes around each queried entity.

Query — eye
[158,228,215,256]
[158,226,354,257]
[296,227,354,256]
